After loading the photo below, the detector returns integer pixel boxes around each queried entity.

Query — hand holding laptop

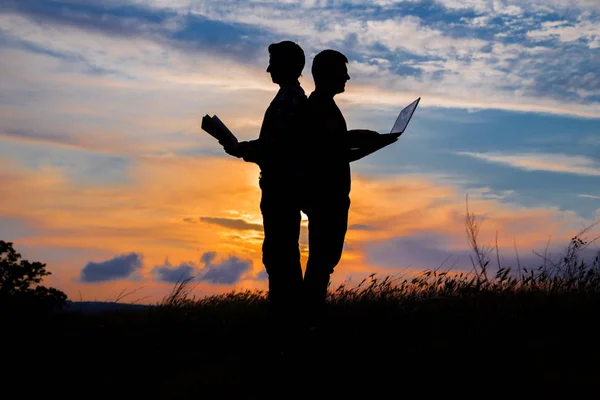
[347,129,396,148]
[346,97,419,162]
[348,97,420,143]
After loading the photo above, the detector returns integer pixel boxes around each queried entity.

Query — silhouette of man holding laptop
[220,42,413,337]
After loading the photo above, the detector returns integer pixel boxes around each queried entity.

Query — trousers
[259,176,350,325]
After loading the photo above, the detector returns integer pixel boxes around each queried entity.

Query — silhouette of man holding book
[225,44,397,336]
[224,41,308,333]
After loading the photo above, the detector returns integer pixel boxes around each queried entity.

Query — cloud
[119,0,600,15]
[151,252,253,285]
[198,217,263,231]
[362,17,489,57]
[0,128,83,149]
[364,232,472,271]
[349,224,376,231]
[0,7,273,94]
[458,152,600,176]
[201,251,217,264]
[433,0,600,14]
[254,269,268,281]
[1,0,171,39]
[79,253,143,283]
[2,0,600,120]
[152,259,199,283]
[341,34,600,117]
[0,0,267,62]
[197,252,253,285]
[527,20,600,49]
[364,230,600,274]
[579,194,600,200]
[344,173,597,261]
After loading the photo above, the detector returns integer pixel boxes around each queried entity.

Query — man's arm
[226,89,306,164]
[346,130,397,162]
[223,139,261,163]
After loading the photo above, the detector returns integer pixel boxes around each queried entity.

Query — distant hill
[62,301,154,314]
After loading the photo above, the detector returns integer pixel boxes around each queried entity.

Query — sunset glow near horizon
[1,0,599,304]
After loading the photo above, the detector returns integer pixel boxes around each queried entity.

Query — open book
[201,115,238,147]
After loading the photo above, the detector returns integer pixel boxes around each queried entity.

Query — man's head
[311,49,350,96]
[266,41,305,85]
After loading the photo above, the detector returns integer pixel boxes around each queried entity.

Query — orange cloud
[342,173,593,277]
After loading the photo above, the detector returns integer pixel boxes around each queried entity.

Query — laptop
[390,97,420,136]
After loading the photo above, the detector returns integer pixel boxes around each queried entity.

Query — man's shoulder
[274,84,307,106]
[306,92,336,113]
[307,91,336,104]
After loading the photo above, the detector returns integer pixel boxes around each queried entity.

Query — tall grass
[158,201,599,311]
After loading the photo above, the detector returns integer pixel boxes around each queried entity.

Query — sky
[1,0,599,304]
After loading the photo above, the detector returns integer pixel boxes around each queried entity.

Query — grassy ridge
[7,211,600,398]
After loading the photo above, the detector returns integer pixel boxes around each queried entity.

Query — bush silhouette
[0,240,67,312]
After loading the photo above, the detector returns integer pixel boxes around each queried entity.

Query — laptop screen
[391,97,420,135]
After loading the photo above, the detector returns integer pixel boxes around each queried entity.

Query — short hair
[311,49,348,84]
[268,41,305,79]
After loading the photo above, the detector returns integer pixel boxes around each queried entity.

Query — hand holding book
[201,114,238,150]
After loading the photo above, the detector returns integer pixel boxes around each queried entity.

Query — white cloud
[527,19,600,48]
[461,15,493,27]
[342,82,600,118]
[339,40,600,119]
[1,0,600,122]
[578,194,600,200]
[189,5,490,58]
[157,2,600,118]
[501,4,524,16]
[94,0,600,16]
[371,0,421,5]
[0,13,274,92]
[362,17,489,57]
[434,0,600,14]
[434,0,519,14]
[458,152,600,176]
[0,12,283,156]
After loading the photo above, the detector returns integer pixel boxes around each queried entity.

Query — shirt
[241,81,306,179]
[300,91,351,197]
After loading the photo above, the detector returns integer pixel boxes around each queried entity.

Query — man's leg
[303,196,350,328]
[260,182,303,334]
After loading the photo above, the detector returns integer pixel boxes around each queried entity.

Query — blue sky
[0,0,599,301]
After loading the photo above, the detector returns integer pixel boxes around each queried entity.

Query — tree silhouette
[0,240,67,311]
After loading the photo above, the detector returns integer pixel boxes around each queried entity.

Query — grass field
[6,213,600,398]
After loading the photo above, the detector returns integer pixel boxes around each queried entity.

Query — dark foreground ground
[6,290,600,399]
